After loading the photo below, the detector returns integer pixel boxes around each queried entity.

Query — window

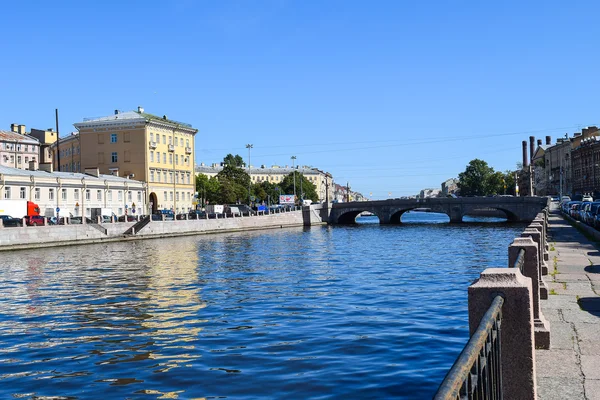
[111,152,118,163]
[163,171,167,182]
[25,156,28,163]
[163,192,167,201]
[150,133,154,142]
[73,189,79,201]
[170,191,173,201]
[128,191,132,202]
[111,133,117,143]
[163,153,166,164]
[108,190,112,201]
[176,174,179,184]
[118,191,123,201]
[34,188,40,200]
[20,187,26,199]
[150,151,154,162]
[4,187,10,199]
[62,189,67,200]
[137,191,142,202]
[157,152,160,164]
[97,190,102,201]
[118,208,123,215]
[175,154,178,165]
[169,154,172,164]
[86,189,91,201]
[163,135,166,144]
[186,139,189,147]
[176,192,180,201]
[169,172,173,183]
[49,189,54,201]
[150,170,154,182]
[169,136,172,145]
[181,138,184,147]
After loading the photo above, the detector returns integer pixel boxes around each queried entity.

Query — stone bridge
[328,196,549,224]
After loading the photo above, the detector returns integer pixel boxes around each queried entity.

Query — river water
[0,213,525,399]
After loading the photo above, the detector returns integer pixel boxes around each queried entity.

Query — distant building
[419,188,441,199]
[1,124,41,170]
[195,163,334,203]
[441,178,459,196]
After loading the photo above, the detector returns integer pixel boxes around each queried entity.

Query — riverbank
[537,212,600,399]
[0,206,327,251]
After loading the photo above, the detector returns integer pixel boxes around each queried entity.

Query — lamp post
[246,144,253,205]
[291,155,296,202]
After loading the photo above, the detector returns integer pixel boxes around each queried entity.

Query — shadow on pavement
[584,265,600,273]
[577,297,600,317]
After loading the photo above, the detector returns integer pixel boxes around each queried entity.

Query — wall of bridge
[329,197,549,224]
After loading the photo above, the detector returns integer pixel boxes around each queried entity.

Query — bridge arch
[336,209,384,224]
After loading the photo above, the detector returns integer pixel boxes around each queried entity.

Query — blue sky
[2,1,600,198]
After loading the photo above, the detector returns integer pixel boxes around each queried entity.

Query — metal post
[291,156,296,202]
[246,144,253,205]
[55,108,61,172]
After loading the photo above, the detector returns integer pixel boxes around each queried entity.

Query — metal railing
[434,295,504,400]
[512,248,525,274]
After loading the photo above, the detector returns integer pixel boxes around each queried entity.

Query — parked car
[188,210,206,219]
[153,210,174,221]
[118,215,136,222]
[48,217,66,225]
[0,215,22,227]
[584,202,600,226]
[24,215,45,226]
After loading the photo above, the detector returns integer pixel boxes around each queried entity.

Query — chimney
[537,139,542,147]
[84,167,100,177]
[529,136,535,163]
[546,135,551,145]
[115,110,120,115]
[522,140,529,167]
[18,125,26,135]
[10,123,18,133]
[28,160,36,171]
[38,163,53,173]
[138,106,144,113]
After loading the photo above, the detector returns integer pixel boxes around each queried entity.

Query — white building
[1,125,40,170]
[0,165,147,218]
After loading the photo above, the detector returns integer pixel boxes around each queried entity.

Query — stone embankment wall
[0,206,324,251]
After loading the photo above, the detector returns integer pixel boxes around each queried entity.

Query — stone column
[469,268,537,400]
[533,215,549,262]
[521,228,549,299]
[527,223,547,274]
[508,237,550,349]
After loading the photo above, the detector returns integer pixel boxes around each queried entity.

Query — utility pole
[246,144,253,205]
[291,156,297,202]
[55,108,61,171]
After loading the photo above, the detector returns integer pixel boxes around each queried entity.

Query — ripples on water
[0,213,525,399]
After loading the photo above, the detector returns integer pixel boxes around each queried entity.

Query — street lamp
[246,144,253,205]
[291,155,296,202]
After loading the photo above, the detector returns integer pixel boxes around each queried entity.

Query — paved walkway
[537,212,600,399]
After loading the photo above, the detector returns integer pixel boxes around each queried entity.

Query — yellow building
[63,107,198,214]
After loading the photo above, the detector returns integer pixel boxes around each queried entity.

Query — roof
[0,130,40,144]
[195,164,324,175]
[74,109,196,131]
[0,165,142,184]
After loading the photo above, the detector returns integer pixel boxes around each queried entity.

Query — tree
[254,181,280,205]
[216,165,251,204]
[279,173,319,202]
[457,159,495,196]
[503,170,517,196]
[196,174,221,205]
[223,154,245,168]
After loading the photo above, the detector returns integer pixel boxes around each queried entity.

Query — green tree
[254,181,283,205]
[457,159,495,196]
[216,165,251,204]
[487,171,506,195]
[196,174,221,205]
[503,170,517,196]
[279,173,319,203]
[223,154,245,168]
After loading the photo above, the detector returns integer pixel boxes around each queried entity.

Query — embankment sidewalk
[537,213,600,399]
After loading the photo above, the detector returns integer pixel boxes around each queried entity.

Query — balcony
[149,141,157,149]
[185,146,192,155]
[168,144,175,152]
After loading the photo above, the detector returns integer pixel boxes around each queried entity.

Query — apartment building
[0,165,146,218]
[1,125,40,170]
[57,107,198,214]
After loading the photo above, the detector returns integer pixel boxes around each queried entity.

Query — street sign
[56,207,60,213]
[132,209,136,214]
[125,204,128,209]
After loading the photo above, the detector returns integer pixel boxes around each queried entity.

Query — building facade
[62,107,197,214]
[28,127,59,166]
[0,165,146,218]
[1,125,40,170]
